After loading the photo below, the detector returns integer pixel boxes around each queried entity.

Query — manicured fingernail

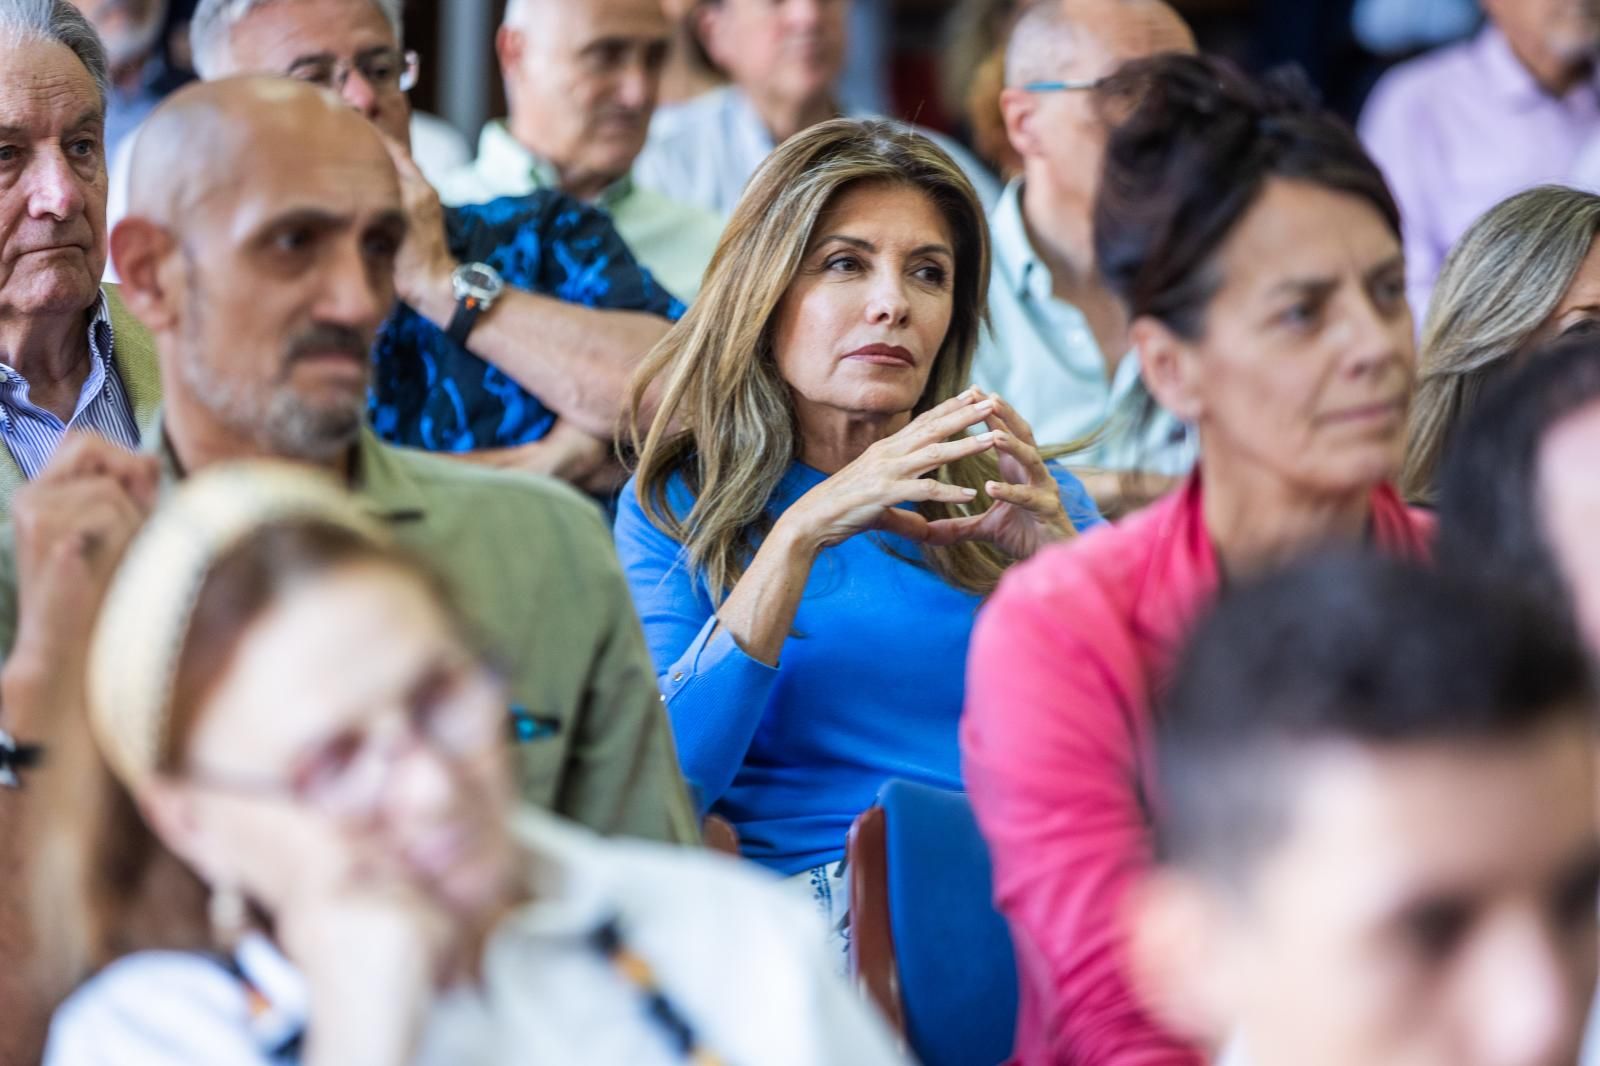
[986,481,1002,493]
[961,487,978,497]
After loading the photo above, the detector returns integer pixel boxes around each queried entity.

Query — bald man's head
[113,76,406,466]
[1006,0,1194,88]
[496,0,669,200]
[127,75,395,225]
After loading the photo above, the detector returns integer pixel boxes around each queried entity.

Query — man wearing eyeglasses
[980,0,1195,513]
[186,0,683,493]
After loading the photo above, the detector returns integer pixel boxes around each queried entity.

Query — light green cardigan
[0,285,163,521]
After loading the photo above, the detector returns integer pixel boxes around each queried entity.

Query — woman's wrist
[301,948,433,1066]
[768,509,824,565]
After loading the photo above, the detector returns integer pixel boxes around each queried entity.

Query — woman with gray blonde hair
[616,118,1101,946]
[37,463,908,1066]
[1402,184,1600,503]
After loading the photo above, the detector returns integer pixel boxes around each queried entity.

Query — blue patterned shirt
[0,292,140,479]
[370,192,685,452]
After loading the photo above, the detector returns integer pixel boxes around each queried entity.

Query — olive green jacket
[0,285,164,522]
[0,348,698,846]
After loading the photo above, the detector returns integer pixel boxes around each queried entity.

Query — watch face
[453,262,505,302]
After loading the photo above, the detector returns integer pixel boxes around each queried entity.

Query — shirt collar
[350,424,432,521]
[475,120,636,211]
[991,179,1054,302]
[1476,24,1600,109]
[232,933,311,1054]
[0,290,116,390]
[87,289,114,368]
[1127,474,1435,660]
[146,423,432,525]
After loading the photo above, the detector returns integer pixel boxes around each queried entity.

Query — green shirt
[436,121,724,303]
[0,425,699,846]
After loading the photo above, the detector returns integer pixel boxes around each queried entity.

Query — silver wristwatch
[445,261,506,347]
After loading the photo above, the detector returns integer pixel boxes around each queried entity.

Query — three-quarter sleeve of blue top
[613,478,780,813]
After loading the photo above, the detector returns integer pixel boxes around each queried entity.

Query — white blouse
[44,810,909,1066]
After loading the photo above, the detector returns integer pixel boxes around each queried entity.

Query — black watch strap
[446,293,488,348]
[0,727,43,790]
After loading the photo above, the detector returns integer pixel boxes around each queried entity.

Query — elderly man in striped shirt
[0,0,159,520]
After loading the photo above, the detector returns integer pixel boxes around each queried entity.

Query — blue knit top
[614,461,1103,874]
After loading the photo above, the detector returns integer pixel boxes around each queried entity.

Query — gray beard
[178,349,363,464]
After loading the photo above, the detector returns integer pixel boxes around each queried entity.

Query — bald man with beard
[975,0,1196,515]
[0,78,697,1060]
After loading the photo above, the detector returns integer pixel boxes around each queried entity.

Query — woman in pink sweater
[962,55,1435,1066]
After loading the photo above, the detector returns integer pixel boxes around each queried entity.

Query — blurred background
[145,0,1482,146]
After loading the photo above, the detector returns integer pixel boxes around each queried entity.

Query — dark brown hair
[1093,53,1400,340]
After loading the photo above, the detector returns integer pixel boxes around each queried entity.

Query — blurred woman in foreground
[36,464,905,1066]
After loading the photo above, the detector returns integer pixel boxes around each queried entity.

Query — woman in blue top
[616,118,1101,937]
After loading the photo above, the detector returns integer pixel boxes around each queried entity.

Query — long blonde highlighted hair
[628,118,1011,601]
[1402,185,1600,504]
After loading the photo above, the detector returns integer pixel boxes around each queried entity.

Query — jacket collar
[148,423,432,525]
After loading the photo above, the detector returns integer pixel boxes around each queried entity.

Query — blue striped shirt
[0,293,140,479]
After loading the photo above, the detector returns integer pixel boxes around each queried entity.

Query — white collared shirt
[634,85,1003,219]
[975,180,1196,474]
[44,810,908,1066]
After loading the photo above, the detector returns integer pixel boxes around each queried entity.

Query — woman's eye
[914,264,949,287]
[1279,302,1319,330]
[1560,315,1600,340]
[294,733,364,798]
[1402,900,1471,964]
[825,254,862,274]
[1374,276,1406,310]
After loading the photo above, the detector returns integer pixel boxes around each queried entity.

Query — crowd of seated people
[11,0,1600,1063]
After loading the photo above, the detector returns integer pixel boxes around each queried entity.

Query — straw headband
[87,461,387,790]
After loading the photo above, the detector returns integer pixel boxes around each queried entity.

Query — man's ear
[695,2,730,71]
[998,86,1039,159]
[138,777,227,888]
[495,24,525,81]
[1132,315,1205,424]
[1125,870,1238,1051]
[109,217,179,334]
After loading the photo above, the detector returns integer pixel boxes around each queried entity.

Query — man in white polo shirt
[437,0,723,303]
[634,0,1001,218]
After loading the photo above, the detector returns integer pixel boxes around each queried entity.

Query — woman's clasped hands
[777,387,1075,562]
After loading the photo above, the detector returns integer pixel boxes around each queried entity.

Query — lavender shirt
[1360,27,1600,321]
